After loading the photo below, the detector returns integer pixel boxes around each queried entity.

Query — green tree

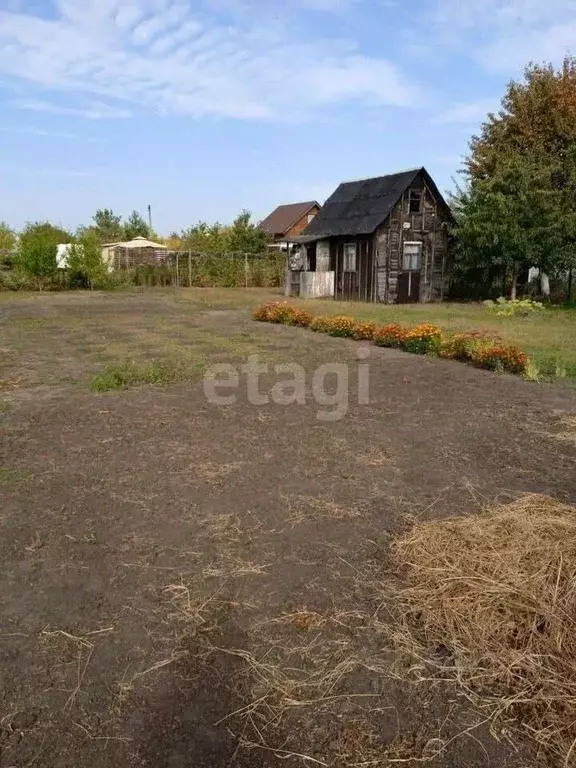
[123,210,150,240]
[91,208,123,244]
[228,210,269,254]
[458,56,576,299]
[178,222,229,254]
[468,57,576,182]
[16,221,71,281]
[176,211,269,255]
[453,155,563,299]
[68,230,108,289]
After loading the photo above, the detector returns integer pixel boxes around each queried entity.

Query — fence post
[244,252,249,288]
[176,252,180,287]
[188,250,192,288]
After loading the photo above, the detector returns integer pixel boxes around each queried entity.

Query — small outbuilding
[102,236,168,270]
[290,168,452,303]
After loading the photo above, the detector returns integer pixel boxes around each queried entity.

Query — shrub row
[253,302,528,375]
[0,254,286,292]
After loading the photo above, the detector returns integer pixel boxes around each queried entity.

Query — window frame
[409,189,422,214]
[402,241,422,272]
[343,242,357,273]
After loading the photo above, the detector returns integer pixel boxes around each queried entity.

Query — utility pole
[147,205,153,233]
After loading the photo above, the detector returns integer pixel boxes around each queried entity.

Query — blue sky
[0,0,574,234]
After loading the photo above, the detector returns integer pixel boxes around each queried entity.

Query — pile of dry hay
[391,494,576,766]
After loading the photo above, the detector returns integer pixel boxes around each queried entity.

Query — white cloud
[0,0,420,122]
[14,98,131,120]
[115,4,144,30]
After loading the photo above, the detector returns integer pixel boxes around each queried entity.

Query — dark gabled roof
[259,201,319,236]
[299,168,448,240]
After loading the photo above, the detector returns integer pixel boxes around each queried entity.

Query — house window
[409,189,422,214]
[307,212,316,224]
[403,242,422,271]
[343,243,357,272]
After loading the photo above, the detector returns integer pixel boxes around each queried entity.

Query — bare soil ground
[1,290,575,767]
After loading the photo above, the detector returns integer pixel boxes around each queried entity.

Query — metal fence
[115,251,286,289]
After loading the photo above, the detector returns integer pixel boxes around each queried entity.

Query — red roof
[259,201,320,236]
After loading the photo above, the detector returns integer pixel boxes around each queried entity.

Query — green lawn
[1,287,575,378]
[296,300,576,377]
[172,288,576,378]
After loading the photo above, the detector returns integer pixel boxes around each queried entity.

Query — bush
[67,234,108,290]
[352,321,378,341]
[485,297,545,317]
[0,271,63,291]
[253,302,275,322]
[470,342,528,374]
[286,308,313,327]
[324,316,356,338]
[309,315,335,333]
[373,323,409,348]
[16,221,71,279]
[439,332,490,362]
[251,303,530,377]
[403,324,442,355]
[252,301,298,324]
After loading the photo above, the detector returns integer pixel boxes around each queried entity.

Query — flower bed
[253,302,529,376]
[352,321,378,341]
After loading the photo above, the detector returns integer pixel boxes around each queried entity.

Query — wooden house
[259,201,321,247]
[291,168,452,303]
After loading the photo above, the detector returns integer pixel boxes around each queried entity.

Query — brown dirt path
[0,291,575,767]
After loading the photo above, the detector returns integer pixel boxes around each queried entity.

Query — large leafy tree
[16,221,71,279]
[453,156,563,298]
[467,56,576,181]
[457,56,576,299]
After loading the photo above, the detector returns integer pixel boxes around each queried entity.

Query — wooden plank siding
[330,237,376,302]
[295,169,451,304]
[376,177,449,303]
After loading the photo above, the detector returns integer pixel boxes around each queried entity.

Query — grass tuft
[523,357,541,382]
[90,358,203,392]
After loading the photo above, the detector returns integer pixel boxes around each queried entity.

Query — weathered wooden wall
[287,270,335,298]
[300,271,335,298]
[376,175,450,303]
[329,237,376,302]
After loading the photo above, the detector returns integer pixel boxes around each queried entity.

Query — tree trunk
[510,265,518,300]
[540,272,550,298]
[568,266,574,304]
